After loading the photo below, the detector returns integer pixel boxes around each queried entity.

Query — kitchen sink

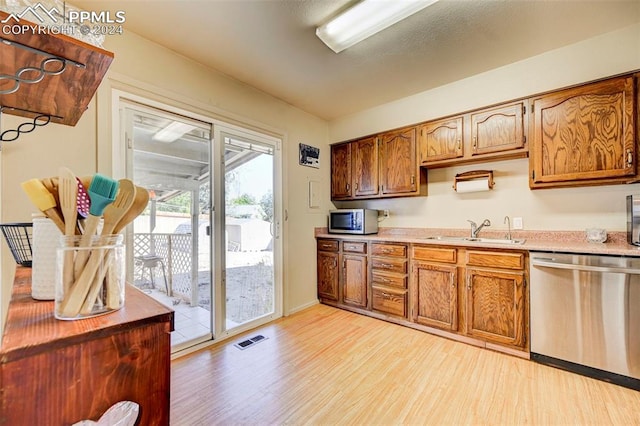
[419,236,525,244]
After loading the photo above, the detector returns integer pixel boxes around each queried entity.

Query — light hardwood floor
[171,304,640,425]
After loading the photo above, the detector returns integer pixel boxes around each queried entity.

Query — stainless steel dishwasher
[530,252,640,390]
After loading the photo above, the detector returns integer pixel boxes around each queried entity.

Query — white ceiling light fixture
[316,0,439,53]
[152,121,197,143]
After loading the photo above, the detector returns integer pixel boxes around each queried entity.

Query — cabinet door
[331,143,352,199]
[380,127,418,195]
[471,102,525,156]
[412,261,458,331]
[465,268,525,347]
[342,254,368,308]
[317,251,339,301]
[353,137,379,197]
[530,76,636,186]
[419,116,463,163]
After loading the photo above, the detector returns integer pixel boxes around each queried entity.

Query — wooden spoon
[114,185,149,234]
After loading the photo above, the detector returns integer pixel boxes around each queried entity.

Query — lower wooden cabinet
[464,249,527,349]
[316,237,529,355]
[465,267,526,347]
[317,239,339,302]
[412,261,458,331]
[371,242,408,318]
[317,251,339,301]
[342,253,368,307]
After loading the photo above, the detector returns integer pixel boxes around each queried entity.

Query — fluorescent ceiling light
[153,121,197,143]
[316,0,439,53]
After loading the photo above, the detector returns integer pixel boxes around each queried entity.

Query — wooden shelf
[0,10,114,126]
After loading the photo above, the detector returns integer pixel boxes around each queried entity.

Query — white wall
[329,23,640,233]
[1,30,331,329]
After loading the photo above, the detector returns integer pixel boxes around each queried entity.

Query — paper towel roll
[456,178,490,193]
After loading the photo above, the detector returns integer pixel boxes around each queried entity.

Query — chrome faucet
[504,216,512,240]
[468,219,491,238]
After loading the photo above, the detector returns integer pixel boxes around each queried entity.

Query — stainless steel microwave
[328,209,379,234]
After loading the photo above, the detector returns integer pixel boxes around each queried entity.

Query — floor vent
[234,334,268,350]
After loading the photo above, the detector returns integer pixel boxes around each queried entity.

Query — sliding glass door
[218,128,282,334]
[118,95,283,350]
[122,101,213,350]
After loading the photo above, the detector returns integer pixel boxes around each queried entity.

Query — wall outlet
[513,217,523,230]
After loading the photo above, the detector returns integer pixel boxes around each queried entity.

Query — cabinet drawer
[371,243,407,258]
[466,250,524,270]
[371,271,407,289]
[343,241,367,254]
[412,246,457,263]
[371,257,407,274]
[372,286,407,317]
[317,239,339,252]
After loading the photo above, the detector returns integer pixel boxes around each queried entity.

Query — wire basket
[0,223,33,267]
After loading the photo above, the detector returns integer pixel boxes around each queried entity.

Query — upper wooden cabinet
[353,136,380,198]
[330,143,352,199]
[331,127,426,201]
[418,116,463,163]
[419,101,527,168]
[0,11,114,127]
[529,76,637,188]
[380,127,419,195]
[470,101,525,156]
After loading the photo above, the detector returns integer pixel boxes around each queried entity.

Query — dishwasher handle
[531,257,640,275]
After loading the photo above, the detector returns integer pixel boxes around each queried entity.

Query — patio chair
[135,254,170,296]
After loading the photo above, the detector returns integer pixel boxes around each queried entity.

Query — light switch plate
[513,217,523,229]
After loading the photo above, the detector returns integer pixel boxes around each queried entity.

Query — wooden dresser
[0,267,174,425]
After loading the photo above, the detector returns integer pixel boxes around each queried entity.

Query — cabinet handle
[450,275,455,288]
[627,149,634,167]
[333,259,337,268]
[346,183,350,191]
[457,139,461,150]
[466,276,472,290]
[379,263,394,269]
[355,182,359,190]
[411,175,415,185]
[343,259,346,269]
[472,136,477,151]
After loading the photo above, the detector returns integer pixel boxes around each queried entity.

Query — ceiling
[73,0,640,120]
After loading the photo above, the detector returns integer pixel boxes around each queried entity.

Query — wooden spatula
[59,167,78,293]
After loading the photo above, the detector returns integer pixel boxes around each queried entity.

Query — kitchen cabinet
[0,267,174,425]
[464,250,527,349]
[0,11,114,128]
[418,116,464,163]
[419,101,527,168]
[316,236,530,356]
[341,241,368,308]
[317,239,339,301]
[330,127,426,201]
[371,242,408,318]
[470,101,526,156]
[330,143,352,199]
[379,127,421,196]
[529,75,636,188]
[353,136,380,197]
[411,246,458,331]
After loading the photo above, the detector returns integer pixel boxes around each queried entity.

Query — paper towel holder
[453,170,494,192]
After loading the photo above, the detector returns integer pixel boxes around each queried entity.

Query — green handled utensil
[72,173,119,279]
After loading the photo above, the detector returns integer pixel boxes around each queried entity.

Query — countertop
[315,227,640,257]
